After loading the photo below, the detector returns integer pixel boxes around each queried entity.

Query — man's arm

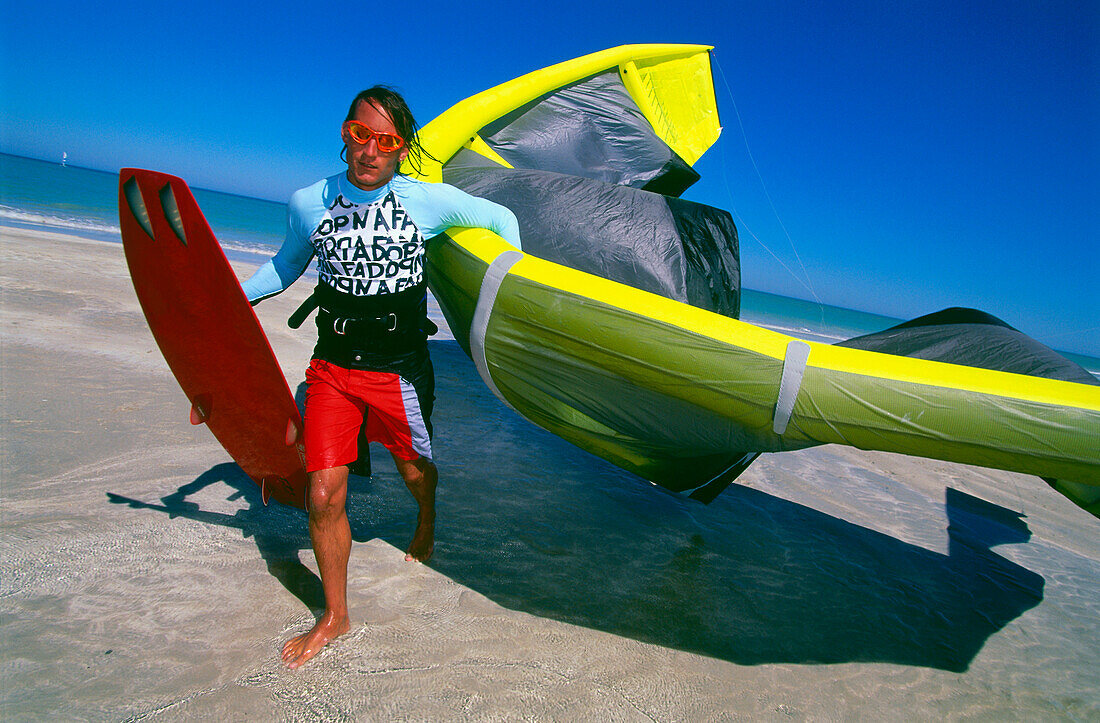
[444,190,523,251]
[407,180,523,251]
[241,193,316,303]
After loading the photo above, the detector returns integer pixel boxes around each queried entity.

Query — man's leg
[282,465,352,669]
[347,417,372,478]
[392,454,437,562]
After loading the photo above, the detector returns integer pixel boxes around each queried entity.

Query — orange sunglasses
[342,121,405,153]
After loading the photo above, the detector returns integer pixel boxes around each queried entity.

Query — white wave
[741,316,852,343]
[0,205,284,261]
[0,205,120,237]
[216,236,282,257]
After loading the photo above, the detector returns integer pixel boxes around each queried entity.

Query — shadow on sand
[108,464,323,613]
[108,341,1044,672]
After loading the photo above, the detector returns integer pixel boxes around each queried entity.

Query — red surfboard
[119,169,307,509]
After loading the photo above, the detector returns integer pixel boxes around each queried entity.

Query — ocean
[2,152,1097,375]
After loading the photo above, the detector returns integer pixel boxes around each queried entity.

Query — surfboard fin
[122,176,154,239]
[259,476,302,509]
[189,394,212,425]
[158,183,188,246]
[285,418,301,446]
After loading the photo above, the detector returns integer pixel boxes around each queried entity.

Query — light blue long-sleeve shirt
[242,172,521,303]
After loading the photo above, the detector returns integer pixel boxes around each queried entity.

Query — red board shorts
[303,358,433,472]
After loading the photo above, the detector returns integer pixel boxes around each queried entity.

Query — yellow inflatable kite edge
[445,226,1100,418]
[620,51,721,166]
[408,44,718,183]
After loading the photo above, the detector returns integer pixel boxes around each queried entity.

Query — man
[243,86,521,669]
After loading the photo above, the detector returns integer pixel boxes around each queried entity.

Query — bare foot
[405,518,434,562]
[281,612,350,669]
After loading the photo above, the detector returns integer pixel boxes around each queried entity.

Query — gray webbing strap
[470,251,524,410]
[773,340,811,435]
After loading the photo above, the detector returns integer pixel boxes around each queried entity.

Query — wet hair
[343,85,430,175]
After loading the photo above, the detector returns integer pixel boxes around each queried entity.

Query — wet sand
[1,226,1098,720]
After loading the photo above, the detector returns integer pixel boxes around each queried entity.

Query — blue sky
[2,0,1097,356]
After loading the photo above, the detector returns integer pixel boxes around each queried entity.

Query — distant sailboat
[61,152,68,167]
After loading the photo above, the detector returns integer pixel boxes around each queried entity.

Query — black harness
[288,282,437,365]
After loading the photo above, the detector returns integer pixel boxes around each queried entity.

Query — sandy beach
[2,226,1098,720]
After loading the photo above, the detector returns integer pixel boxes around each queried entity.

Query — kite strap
[470,250,524,411]
[288,293,319,329]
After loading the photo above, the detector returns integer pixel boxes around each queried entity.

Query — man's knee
[308,468,348,515]
[399,457,436,489]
